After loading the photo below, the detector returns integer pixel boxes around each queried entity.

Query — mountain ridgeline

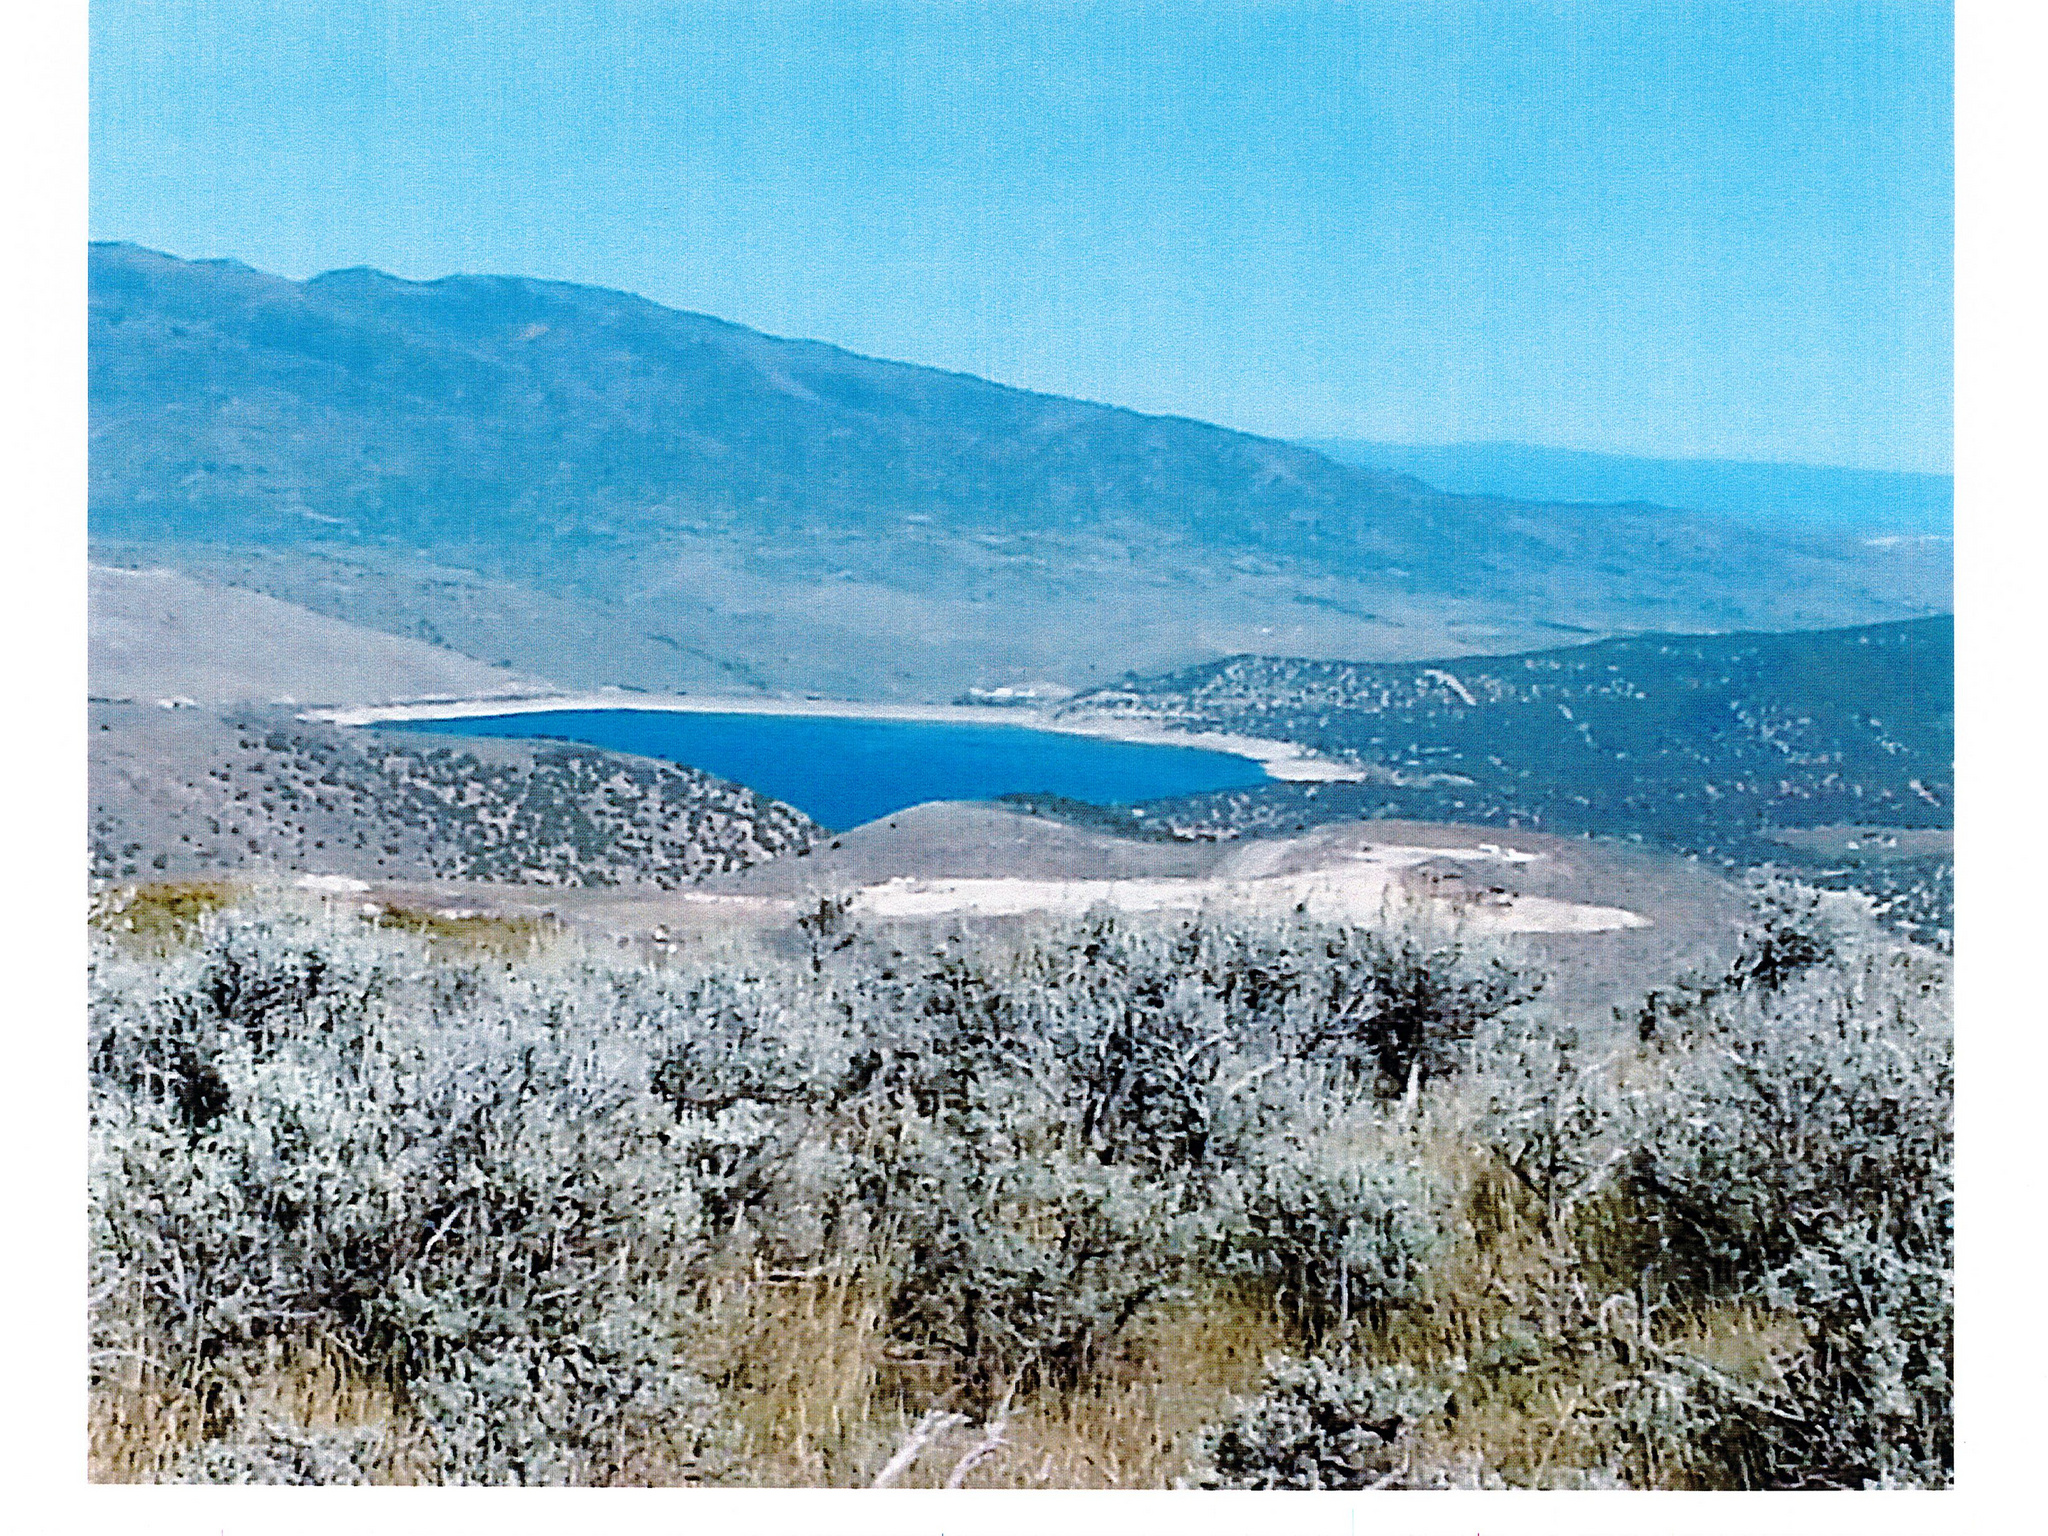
[92,246,1432,562]
[90,244,1949,699]
[1301,440,1953,540]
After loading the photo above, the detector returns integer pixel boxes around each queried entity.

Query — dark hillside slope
[1059,618,1952,938]
[90,704,820,887]
[91,245,1947,697]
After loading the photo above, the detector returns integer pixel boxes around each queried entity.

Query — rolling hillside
[1054,617,1953,940]
[89,564,546,708]
[90,706,820,888]
[91,244,1949,700]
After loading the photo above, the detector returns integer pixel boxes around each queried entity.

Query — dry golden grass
[692,1262,896,1485]
[953,1294,1287,1489]
[368,900,560,956]
[89,1059,1822,1489]
[663,1115,1807,1491]
[88,881,560,960]
[671,1258,1285,1489]
[1280,1098,1817,1490]
[88,879,242,953]
[90,1090,1813,1488]
[90,1342,415,1483]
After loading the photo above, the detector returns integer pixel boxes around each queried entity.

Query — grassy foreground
[88,882,1950,1488]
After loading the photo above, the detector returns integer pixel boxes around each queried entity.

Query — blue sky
[91,1,1952,472]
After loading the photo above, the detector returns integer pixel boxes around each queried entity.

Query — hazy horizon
[92,1,1951,476]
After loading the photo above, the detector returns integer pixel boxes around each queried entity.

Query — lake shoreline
[307,690,1368,783]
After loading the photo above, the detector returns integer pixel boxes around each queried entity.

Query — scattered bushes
[90,905,724,1484]
[88,883,1950,1488]
[1722,877,1850,993]
[1616,942,1954,1487]
[878,1140,1206,1409]
[1441,885,1953,1488]
[173,1422,388,1486]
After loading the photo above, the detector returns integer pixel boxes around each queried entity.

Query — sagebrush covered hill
[1054,617,1953,942]
[91,706,819,886]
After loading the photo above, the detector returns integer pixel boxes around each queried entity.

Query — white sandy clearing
[310,690,1365,783]
[296,873,372,894]
[670,891,802,914]
[846,842,1649,934]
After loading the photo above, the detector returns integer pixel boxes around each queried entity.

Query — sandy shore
[308,689,1367,783]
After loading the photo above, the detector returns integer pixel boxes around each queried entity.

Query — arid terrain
[78,3,1957,1495]
[79,247,1954,1498]
[86,558,1888,1039]
[90,563,547,708]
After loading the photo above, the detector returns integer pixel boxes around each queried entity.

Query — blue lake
[389,709,1272,831]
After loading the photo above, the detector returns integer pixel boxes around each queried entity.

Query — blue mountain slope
[89,244,1950,697]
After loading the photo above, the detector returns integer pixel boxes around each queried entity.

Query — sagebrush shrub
[172,1421,388,1485]
[1290,926,1540,1093]
[87,880,1948,1489]
[91,904,725,1484]
[1468,1019,1623,1229]
[877,1130,1209,1409]
[1636,878,1867,1042]
[1189,1355,1491,1490]
[1217,1135,1441,1336]
[1618,947,1953,1487]
[1723,877,1851,994]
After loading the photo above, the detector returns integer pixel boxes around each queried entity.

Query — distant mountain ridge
[90,243,1950,700]
[1301,439,1952,539]
[91,242,1433,559]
